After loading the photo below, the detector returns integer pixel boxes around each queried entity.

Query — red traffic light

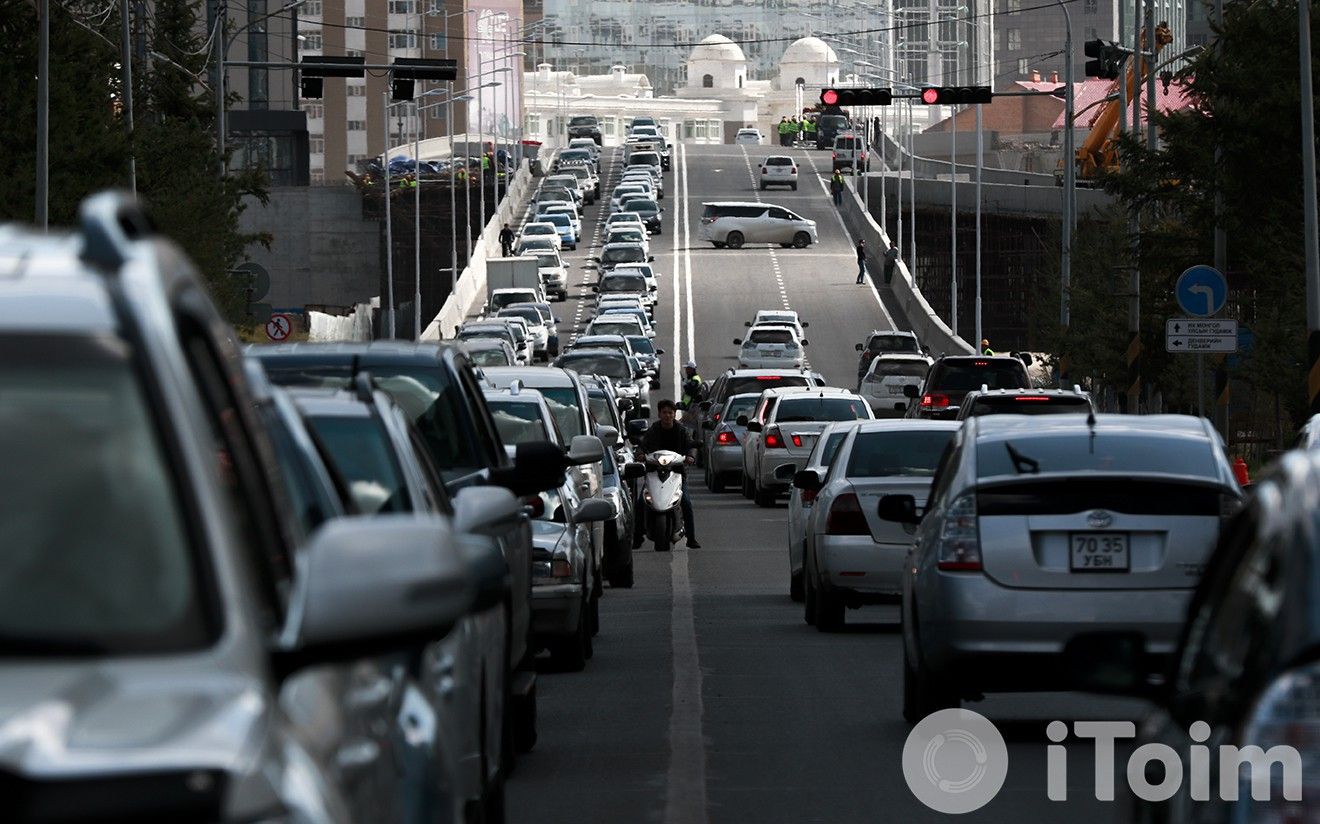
[820,89,840,106]
[921,87,941,105]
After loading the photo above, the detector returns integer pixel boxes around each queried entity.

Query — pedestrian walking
[856,239,867,284]
[883,243,899,285]
[829,170,845,206]
[499,223,514,257]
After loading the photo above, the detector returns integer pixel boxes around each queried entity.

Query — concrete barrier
[421,148,547,341]
[836,182,975,357]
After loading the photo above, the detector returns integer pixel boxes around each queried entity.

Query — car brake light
[1014,396,1051,402]
[551,557,573,578]
[825,493,869,535]
[756,375,780,380]
[974,361,989,366]
[712,412,722,423]
[764,426,785,449]
[936,494,981,571]
[762,167,768,174]
[716,430,738,445]
[791,434,803,448]
[921,394,950,408]
[832,152,838,160]
[522,495,545,518]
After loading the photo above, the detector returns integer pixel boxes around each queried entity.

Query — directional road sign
[1175,265,1228,318]
[1166,318,1238,353]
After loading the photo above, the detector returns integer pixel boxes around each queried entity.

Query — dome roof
[689,33,746,63]
[780,36,837,65]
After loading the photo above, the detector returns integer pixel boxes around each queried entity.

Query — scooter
[639,449,686,552]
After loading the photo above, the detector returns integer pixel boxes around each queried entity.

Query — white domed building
[775,37,840,91]
[674,34,768,143]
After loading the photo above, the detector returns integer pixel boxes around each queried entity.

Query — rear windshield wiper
[1004,441,1040,475]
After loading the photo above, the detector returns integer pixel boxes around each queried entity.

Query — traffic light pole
[1060,0,1075,334]
[1301,0,1320,414]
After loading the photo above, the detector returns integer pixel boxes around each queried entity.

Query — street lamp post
[1057,0,1076,332]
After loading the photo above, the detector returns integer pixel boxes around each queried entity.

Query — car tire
[588,594,600,639]
[511,682,538,754]
[725,231,745,250]
[903,640,958,723]
[710,469,726,494]
[814,582,845,632]
[803,565,817,626]
[792,232,811,249]
[551,599,590,672]
[741,472,754,499]
[790,569,804,602]
[609,558,635,588]
[779,243,793,248]
[754,482,776,508]
[791,183,798,191]
[712,242,726,248]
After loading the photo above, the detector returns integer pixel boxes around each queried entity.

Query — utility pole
[1145,0,1158,151]
[950,102,957,337]
[120,0,136,193]
[1213,0,1227,430]
[1302,0,1320,414]
[413,104,422,340]
[36,0,49,229]
[975,103,983,348]
[382,91,396,339]
[214,0,227,176]
[1060,0,1076,334]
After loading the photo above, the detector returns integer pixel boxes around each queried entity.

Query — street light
[216,0,306,175]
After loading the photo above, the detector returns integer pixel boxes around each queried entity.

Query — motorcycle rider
[638,399,701,549]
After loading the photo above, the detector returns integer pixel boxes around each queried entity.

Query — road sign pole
[1197,352,1204,419]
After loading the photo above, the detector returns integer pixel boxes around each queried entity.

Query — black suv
[568,114,602,144]
[955,386,1093,419]
[903,354,1032,420]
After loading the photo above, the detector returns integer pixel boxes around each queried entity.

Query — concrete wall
[238,186,380,309]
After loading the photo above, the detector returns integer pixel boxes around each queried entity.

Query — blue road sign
[1175,265,1228,317]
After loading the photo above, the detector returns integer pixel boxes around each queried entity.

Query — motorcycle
[639,449,686,552]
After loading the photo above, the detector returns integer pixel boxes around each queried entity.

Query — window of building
[694,120,708,139]
[738,75,743,88]
[346,15,364,27]
[347,120,367,131]
[701,73,713,87]
[1017,57,1029,75]
[301,30,322,50]
[347,82,365,96]
[310,137,325,153]
[389,29,418,49]
[303,0,321,14]
[310,168,325,184]
[1007,29,1021,51]
[525,113,541,134]
[305,103,324,119]
[683,121,694,139]
[429,32,446,51]
[429,0,445,10]
[389,0,416,13]
[346,49,363,58]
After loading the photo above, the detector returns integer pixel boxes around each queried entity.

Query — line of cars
[0,193,643,822]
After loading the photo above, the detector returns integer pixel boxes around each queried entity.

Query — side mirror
[902,384,920,399]
[745,321,753,327]
[573,497,616,523]
[273,515,470,677]
[773,463,797,482]
[876,494,920,524]
[699,400,713,411]
[617,397,635,411]
[622,461,646,480]
[625,418,650,443]
[746,421,763,433]
[855,343,864,351]
[1019,351,1035,366]
[596,424,621,446]
[801,321,810,327]
[736,414,749,427]
[792,469,824,491]
[568,434,606,465]
[459,535,510,614]
[801,340,809,346]
[591,284,600,292]
[1063,632,1163,700]
[453,485,523,537]
[648,255,656,262]
[491,441,568,495]
[656,349,666,355]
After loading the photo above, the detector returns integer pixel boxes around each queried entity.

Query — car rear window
[622,199,659,214]
[966,396,1091,416]
[776,397,870,422]
[835,136,862,150]
[627,336,655,354]
[867,335,920,354]
[307,415,411,515]
[723,396,759,421]
[765,157,794,166]
[819,115,848,130]
[725,375,809,396]
[866,361,929,381]
[929,362,1030,392]
[602,274,646,291]
[846,430,953,477]
[748,330,794,345]
[558,354,632,381]
[976,434,1219,479]
[469,348,511,367]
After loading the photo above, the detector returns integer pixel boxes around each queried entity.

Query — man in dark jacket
[883,243,899,285]
[639,399,700,548]
[499,223,515,257]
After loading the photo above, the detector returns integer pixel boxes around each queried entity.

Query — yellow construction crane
[1075,22,1175,179]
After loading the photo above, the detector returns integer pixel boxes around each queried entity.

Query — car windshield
[968,396,1092,416]
[487,400,551,445]
[469,348,511,367]
[977,433,1218,479]
[775,397,870,422]
[627,336,655,354]
[866,361,929,381]
[306,415,411,515]
[569,116,596,126]
[846,430,953,477]
[491,292,535,311]
[867,335,920,353]
[748,330,795,345]
[0,340,212,655]
[726,375,809,395]
[524,224,555,235]
[602,273,647,290]
[930,362,1028,392]
[534,253,561,268]
[500,307,542,324]
[560,150,591,162]
[559,354,632,381]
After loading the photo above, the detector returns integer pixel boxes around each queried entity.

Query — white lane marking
[681,143,695,364]
[666,547,707,824]
[671,149,683,393]
[740,146,810,370]
[801,151,896,331]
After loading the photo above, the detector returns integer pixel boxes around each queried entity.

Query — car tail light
[974,361,989,366]
[791,433,803,448]
[936,494,981,571]
[762,167,768,174]
[1237,661,1320,818]
[825,492,869,536]
[716,430,738,445]
[764,426,785,449]
[792,165,798,173]
[551,557,573,578]
[701,216,716,224]
[712,412,721,423]
[522,495,545,518]
[921,394,950,408]
[756,375,781,380]
[1014,396,1051,402]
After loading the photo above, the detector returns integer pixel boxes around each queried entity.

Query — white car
[858,353,934,417]
[745,309,808,341]
[606,212,650,234]
[621,171,663,199]
[518,221,563,250]
[611,183,650,212]
[758,155,799,190]
[599,306,656,338]
[699,201,818,249]
[783,421,863,602]
[605,226,650,254]
[734,324,809,369]
[537,203,581,236]
[734,128,764,145]
[610,263,659,296]
[740,388,873,507]
[515,235,559,257]
[585,315,647,340]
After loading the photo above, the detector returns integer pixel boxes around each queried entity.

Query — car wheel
[903,639,958,723]
[791,183,798,191]
[803,564,817,626]
[551,598,590,671]
[754,482,776,508]
[792,232,811,249]
[725,231,745,250]
[779,243,793,248]
[814,582,845,632]
[790,569,804,602]
[741,472,754,499]
[588,593,600,639]
[710,469,726,494]
[511,681,537,754]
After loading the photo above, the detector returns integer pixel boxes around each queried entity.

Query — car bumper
[708,444,743,476]
[917,573,1191,688]
[531,582,584,637]
[861,391,911,417]
[739,355,805,369]
[817,535,906,597]
[762,176,798,186]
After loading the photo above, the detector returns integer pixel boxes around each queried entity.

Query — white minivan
[699,201,818,249]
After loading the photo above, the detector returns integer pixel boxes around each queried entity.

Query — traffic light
[1084,39,1122,79]
[299,55,367,99]
[917,86,993,105]
[819,87,893,107]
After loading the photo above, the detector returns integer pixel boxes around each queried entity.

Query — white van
[698,201,818,249]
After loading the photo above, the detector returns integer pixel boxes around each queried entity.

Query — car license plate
[1069,532,1130,572]
[887,384,907,395]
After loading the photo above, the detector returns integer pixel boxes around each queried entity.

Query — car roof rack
[78,191,155,273]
